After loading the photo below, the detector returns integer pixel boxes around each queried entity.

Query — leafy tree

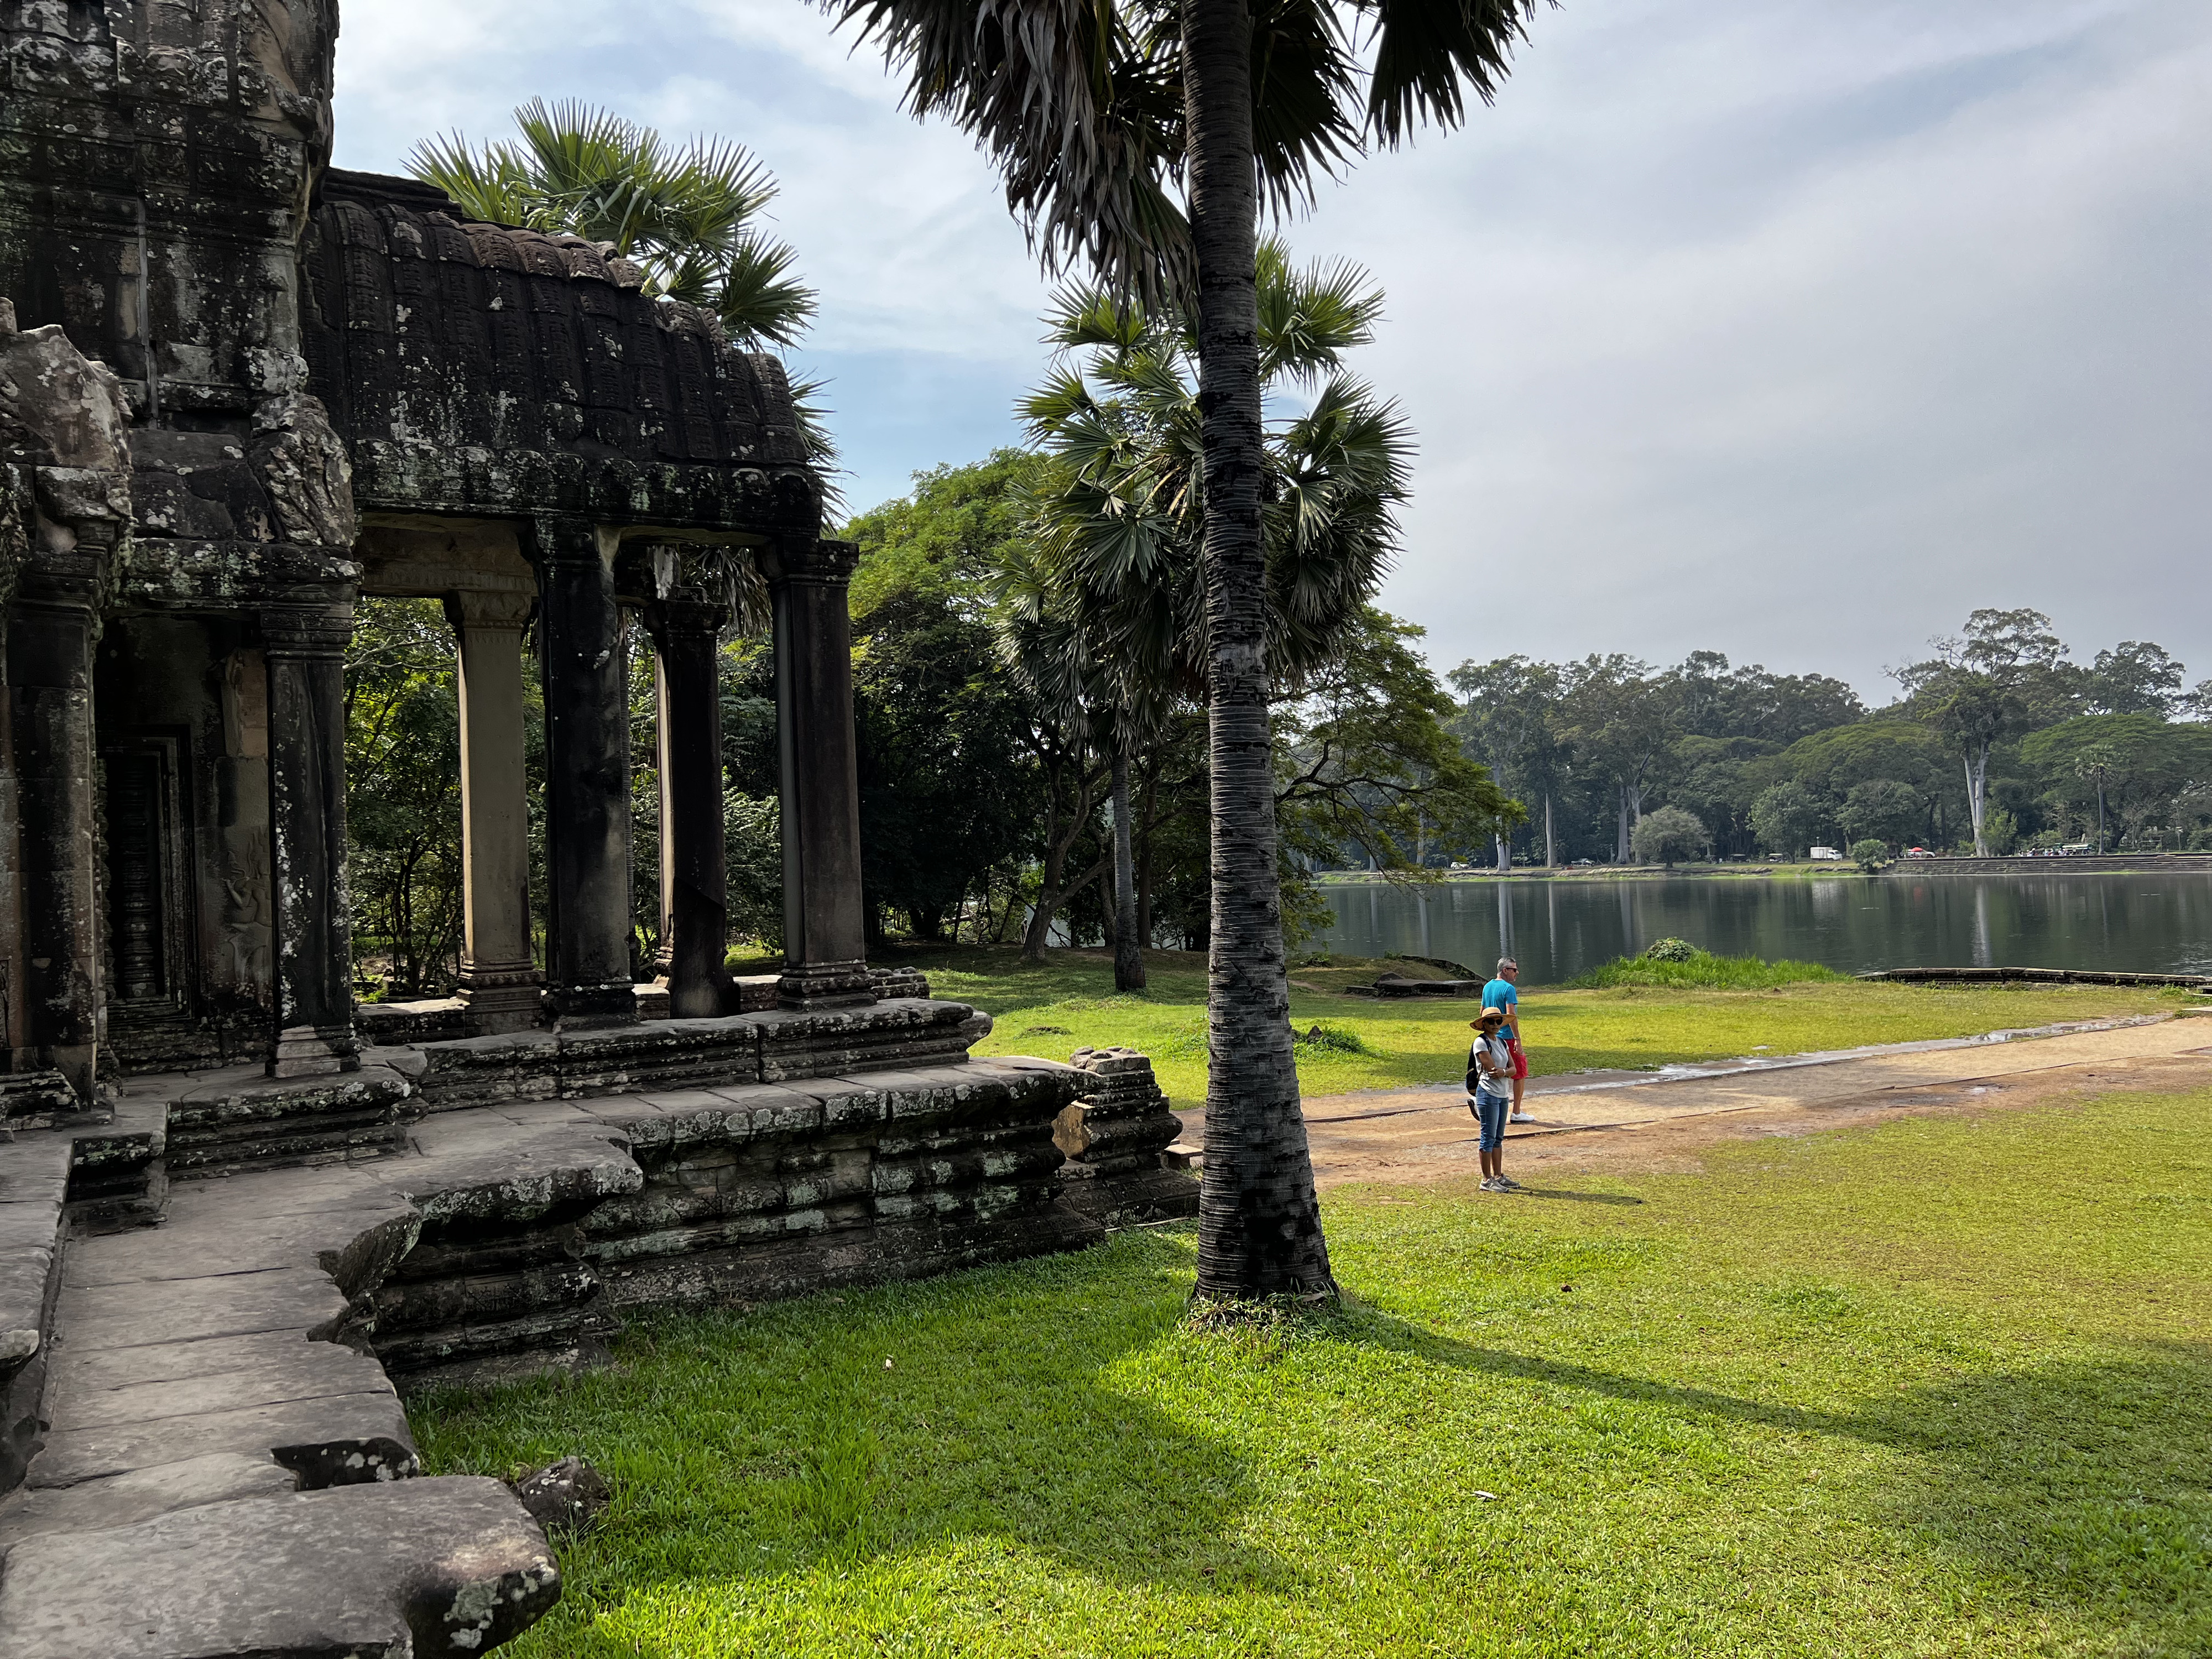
[723,792,783,953]
[345,598,465,995]
[1849,838,1890,872]
[1016,243,1417,983]
[1631,805,1708,869]
[846,450,1045,618]
[1672,651,1864,745]
[1557,655,1671,860]
[1837,779,1926,848]
[1277,611,1517,885]
[854,593,1046,940]
[846,453,1061,948]
[2086,641,2185,717]
[2021,715,2212,852]
[1447,655,1562,868]
[1893,610,2075,855]
[831,0,1545,1303]
[1750,782,1830,860]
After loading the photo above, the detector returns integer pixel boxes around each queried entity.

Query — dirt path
[1173,1015,2212,1188]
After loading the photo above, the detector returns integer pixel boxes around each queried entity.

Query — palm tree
[832,0,1539,1300]
[406,100,837,483]
[1014,242,1413,993]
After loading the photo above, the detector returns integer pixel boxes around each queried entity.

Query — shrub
[1293,1022,1371,1055]
[1568,950,1845,990]
[1850,838,1889,872]
[1631,805,1709,867]
[1643,937,1698,962]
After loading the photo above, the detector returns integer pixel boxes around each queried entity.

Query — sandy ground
[1172,1014,2212,1189]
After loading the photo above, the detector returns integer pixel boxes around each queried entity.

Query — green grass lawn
[870,946,2185,1100]
[416,1082,2212,1657]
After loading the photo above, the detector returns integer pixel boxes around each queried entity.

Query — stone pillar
[6,533,109,1100]
[528,517,636,1027]
[641,590,739,1019]
[761,538,871,1009]
[447,589,541,1034]
[260,596,358,1077]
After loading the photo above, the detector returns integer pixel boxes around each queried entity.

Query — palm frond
[707,235,819,349]
[404,133,541,227]
[1352,0,1541,145]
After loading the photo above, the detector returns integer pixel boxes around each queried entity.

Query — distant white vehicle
[1809,846,1844,861]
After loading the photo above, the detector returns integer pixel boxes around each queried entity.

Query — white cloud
[329,0,2211,691]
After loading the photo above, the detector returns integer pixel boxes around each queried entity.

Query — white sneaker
[1509,1112,1535,1123]
[1479,1176,1504,1193]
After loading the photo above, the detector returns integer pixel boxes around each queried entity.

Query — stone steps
[408,997,991,1110]
[139,1062,410,1179]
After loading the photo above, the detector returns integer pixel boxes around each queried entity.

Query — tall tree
[2085,640,2186,717]
[1447,655,1560,868]
[829,0,1540,1300]
[1556,655,1670,861]
[1896,609,2074,854]
[1017,244,1413,984]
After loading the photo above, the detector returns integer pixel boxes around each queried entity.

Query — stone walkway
[1176,1014,2212,1187]
[0,1047,1085,1658]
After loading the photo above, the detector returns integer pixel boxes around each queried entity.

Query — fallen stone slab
[45,1338,390,1433]
[0,1477,559,1658]
[59,1195,419,1291]
[0,1452,298,1552]
[0,1134,70,1207]
[28,1388,416,1489]
[51,1332,364,1404]
[56,1269,350,1352]
[0,1238,56,1379]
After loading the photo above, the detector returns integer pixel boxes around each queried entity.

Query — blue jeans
[1472,1089,1508,1152]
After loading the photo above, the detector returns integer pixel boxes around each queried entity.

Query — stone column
[761,538,871,1009]
[446,589,541,1034]
[260,593,359,1077]
[641,588,740,1019]
[527,517,636,1027]
[6,533,109,1100]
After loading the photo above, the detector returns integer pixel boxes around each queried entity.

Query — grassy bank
[415,1082,2212,1658]
[879,947,2184,1100]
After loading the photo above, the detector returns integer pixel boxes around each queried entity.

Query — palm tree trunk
[1136,765,1157,950]
[1111,747,1146,991]
[1183,0,1333,1302]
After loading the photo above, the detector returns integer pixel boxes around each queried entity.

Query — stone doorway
[100,730,203,1070]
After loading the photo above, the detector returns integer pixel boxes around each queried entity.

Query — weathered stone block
[0,1478,560,1659]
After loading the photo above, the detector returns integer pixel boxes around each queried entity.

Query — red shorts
[1506,1038,1528,1081]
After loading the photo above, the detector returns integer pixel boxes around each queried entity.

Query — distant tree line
[1447,608,2212,869]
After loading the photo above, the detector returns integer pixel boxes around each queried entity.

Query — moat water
[1317,870,2212,984]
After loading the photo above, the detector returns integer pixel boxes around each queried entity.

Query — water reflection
[1319,873,2212,983]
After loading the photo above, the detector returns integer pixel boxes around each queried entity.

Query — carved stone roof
[300,170,820,536]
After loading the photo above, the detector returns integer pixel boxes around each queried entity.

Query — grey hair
[1496,957,1518,974]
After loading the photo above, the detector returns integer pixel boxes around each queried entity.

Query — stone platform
[0,996,1193,1657]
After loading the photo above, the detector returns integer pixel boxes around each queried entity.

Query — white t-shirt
[1469,1034,1512,1099]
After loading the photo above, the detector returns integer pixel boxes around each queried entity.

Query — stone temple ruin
[0,4,1193,1652]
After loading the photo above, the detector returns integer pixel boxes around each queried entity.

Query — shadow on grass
[1326,1298,2212,1640]
[1507,1188,1646,1205]
[418,1235,2210,1656]
[415,1231,1289,1655]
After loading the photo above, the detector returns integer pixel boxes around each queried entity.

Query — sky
[330,0,2212,703]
